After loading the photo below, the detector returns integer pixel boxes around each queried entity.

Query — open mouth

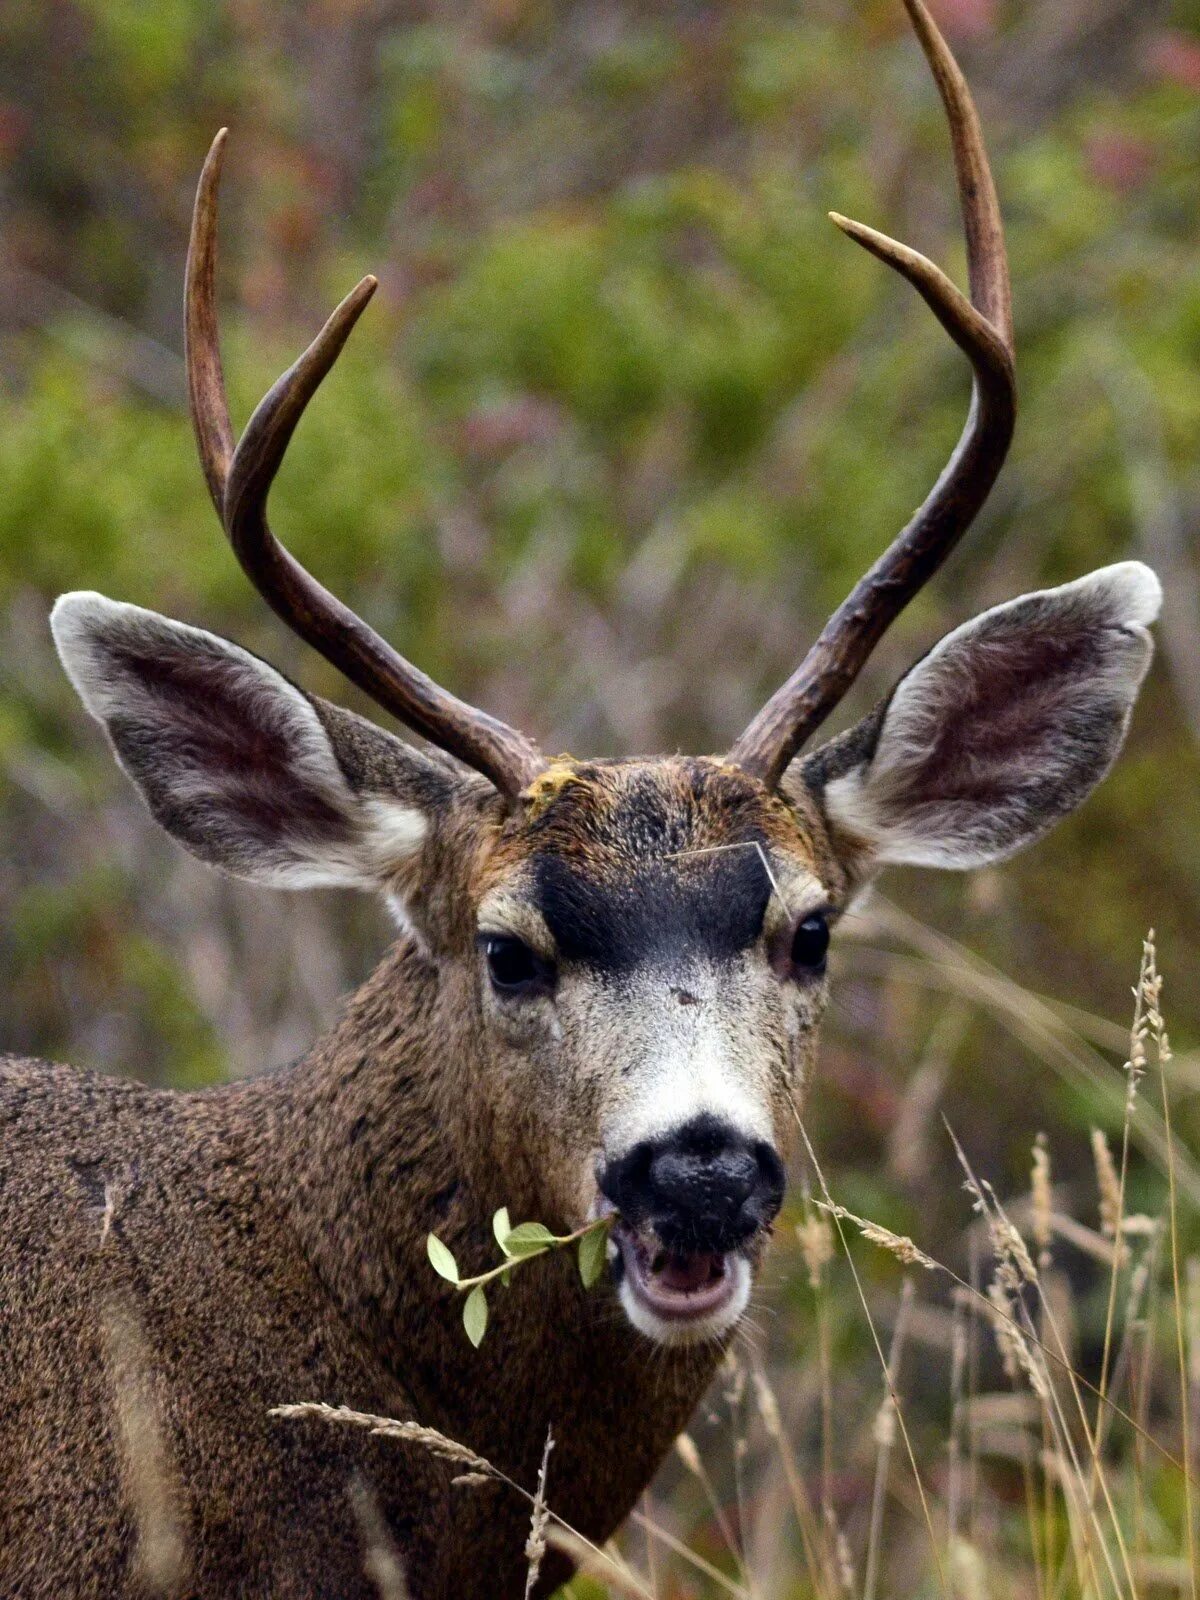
[610,1218,743,1326]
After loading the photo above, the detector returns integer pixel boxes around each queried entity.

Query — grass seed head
[1031,1134,1053,1267]
[1091,1127,1123,1242]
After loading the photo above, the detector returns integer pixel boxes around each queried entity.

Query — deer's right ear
[51,594,475,893]
[793,563,1160,884]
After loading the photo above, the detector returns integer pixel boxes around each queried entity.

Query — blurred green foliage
[3,0,1199,1161]
[2,8,1200,1578]
[0,0,1197,1154]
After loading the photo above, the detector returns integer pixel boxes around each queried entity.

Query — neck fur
[251,935,727,1544]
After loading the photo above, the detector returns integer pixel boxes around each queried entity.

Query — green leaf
[426,1233,459,1283]
[502,1222,556,1257]
[578,1223,609,1289]
[463,1285,489,1347]
[492,1206,512,1251]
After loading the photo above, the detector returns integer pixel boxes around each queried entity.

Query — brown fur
[0,758,837,1600]
[11,552,1157,1594]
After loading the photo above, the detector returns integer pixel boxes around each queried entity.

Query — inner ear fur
[792,562,1161,877]
[51,592,481,893]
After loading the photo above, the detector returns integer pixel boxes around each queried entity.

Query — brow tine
[184,129,236,517]
[184,130,547,798]
[222,299,547,791]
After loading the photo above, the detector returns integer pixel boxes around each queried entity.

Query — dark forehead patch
[528,761,775,972]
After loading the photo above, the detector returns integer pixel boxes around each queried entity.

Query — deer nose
[600,1115,785,1254]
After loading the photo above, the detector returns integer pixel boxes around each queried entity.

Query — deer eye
[481,935,555,997]
[790,913,830,976]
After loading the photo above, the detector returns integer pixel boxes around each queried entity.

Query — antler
[184,131,547,798]
[728,0,1016,788]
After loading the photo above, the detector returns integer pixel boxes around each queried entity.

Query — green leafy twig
[427,1209,615,1347]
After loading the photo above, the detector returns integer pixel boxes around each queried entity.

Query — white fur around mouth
[610,1220,751,1346]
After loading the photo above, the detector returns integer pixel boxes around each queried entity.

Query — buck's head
[50,2,1161,1348]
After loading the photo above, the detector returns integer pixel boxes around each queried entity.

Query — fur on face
[51,563,1159,1345]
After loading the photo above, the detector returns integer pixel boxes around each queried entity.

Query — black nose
[599,1114,785,1254]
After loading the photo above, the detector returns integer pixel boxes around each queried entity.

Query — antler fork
[184,133,547,798]
[728,0,1016,788]
[185,0,1011,798]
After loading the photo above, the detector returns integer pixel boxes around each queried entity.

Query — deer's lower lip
[612,1222,738,1321]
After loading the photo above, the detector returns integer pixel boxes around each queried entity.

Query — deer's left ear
[794,563,1161,876]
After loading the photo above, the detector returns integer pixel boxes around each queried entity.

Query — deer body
[1,926,721,1600]
[1,4,1165,1595]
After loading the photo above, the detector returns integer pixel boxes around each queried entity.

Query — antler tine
[184,131,546,798]
[729,0,1016,788]
[185,129,236,517]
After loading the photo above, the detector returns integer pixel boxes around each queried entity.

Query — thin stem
[813,1197,1190,1483]
[792,1108,949,1600]
[863,1278,914,1600]
[454,1217,611,1293]
[1159,1021,1198,1597]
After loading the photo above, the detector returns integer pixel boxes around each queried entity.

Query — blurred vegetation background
[2,0,1199,1591]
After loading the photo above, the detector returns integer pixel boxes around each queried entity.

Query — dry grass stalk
[1031,1135,1053,1270]
[948,1534,989,1600]
[1146,935,1199,1600]
[349,1476,411,1600]
[1048,1210,1120,1267]
[1092,1127,1123,1245]
[275,1400,657,1600]
[985,1281,1048,1402]
[977,1177,1038,1289]
[749,1363,831,1599]
[948,1121,1133,1600]
[103,1298,188,1597]
[543,1527,653,1600]
[827,1509,856,1597]
[630,1507,751,1599]
[863,1279,914,1600]
[639,1491,659,1597]
[270,1402,493,1473]
[947,1286,970,1556]
[796,1207,834,1291]
[815,1202,937,1272]
[720,1352,760,1600]
[523,1428,554,1600]
[796,1188,838,1590]
[1123,1228,1163,1334]
[1090,932,1162,1555]
[794,1110,949,1600]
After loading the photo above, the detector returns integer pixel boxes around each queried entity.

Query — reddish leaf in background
[0,102,30,162]
[1145,28,1200,92]
[460,398,562,461]
[926,0,997,41]
[1085,130,1156,195]
[269,202,320,257]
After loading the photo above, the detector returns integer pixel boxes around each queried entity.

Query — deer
[0,4,1161,1597]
